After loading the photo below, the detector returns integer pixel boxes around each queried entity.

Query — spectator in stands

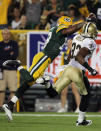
[35,15,50,30]
[0,29,19,108]
[67,4,83,23]
[41,0,49,13]
[0,0,12,29]
[8,0,21,27]
[11,7,21,29]
[76,0,89,18]
[17,15,32,29]
[67,4,84,35]
[87,0,101,30]
[23,0,42,29]
[42,0,64,27]
[63,0,78,11]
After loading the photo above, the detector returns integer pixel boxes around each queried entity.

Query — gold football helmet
[57,16,73,27]
[82,22,98,39]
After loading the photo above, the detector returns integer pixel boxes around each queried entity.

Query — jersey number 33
[71,42,81,58]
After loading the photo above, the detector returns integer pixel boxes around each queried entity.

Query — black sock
[80,73,90,112]
[45,84,58,97]
[8,82,30,112]
[8,101,14,112]
[7,80,30,112]
[15,82,30,98]
[80,94,90,112]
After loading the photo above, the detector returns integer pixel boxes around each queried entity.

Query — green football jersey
[43,26,66,61]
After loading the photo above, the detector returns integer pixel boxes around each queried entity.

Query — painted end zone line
[0,113,101,117]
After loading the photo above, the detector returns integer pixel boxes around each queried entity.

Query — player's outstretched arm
[62,13,97,36]
[62,22,85,36]
[75,47,98,76]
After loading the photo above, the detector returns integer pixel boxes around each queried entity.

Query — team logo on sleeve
[89,43,94,49]
[89,44,93,49]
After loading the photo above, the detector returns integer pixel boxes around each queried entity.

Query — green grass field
[0,112,101,131]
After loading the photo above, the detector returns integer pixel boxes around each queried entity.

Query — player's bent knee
[20,68,34,83]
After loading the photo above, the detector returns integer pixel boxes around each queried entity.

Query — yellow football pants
[29,52,51,81]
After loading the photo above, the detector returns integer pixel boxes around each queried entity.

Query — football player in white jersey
[52,22,98,126]
[40,21,98,126]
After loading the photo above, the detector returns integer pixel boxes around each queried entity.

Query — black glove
[83,62,98,76]
[90,68,98,76]
[86,13,97,24]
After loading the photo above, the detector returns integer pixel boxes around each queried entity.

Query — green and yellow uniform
[43,26,66,61]
[29,26,67,80]
[28,16,73,82]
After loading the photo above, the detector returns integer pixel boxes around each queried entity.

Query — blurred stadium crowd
[1,0,101,30]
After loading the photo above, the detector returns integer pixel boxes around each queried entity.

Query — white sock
[11,96,18,104]
[17,66,24,71]
[78,110,86,123]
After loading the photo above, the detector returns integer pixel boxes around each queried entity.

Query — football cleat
[76,119,92,126]
[3,60,21,69]
[36,75,50,88]
[2,104,13,121]
[36,77,45,84]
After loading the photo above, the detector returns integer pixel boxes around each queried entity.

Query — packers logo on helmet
[57,16,73,27]
[56,16,73,33]
[82,22,98,39]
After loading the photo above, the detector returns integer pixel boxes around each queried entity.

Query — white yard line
[0,113,101,117]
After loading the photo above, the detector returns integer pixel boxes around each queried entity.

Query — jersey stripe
[85,22,91,34]
[30,55,48,76]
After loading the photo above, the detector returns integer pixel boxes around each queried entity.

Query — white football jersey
[69,34,96,71]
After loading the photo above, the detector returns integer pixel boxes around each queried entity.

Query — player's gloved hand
[90,68,98,76]
[83,62,98,76]
[86,13,97,24]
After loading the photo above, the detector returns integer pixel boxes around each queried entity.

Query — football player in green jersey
[2,14,96,121]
